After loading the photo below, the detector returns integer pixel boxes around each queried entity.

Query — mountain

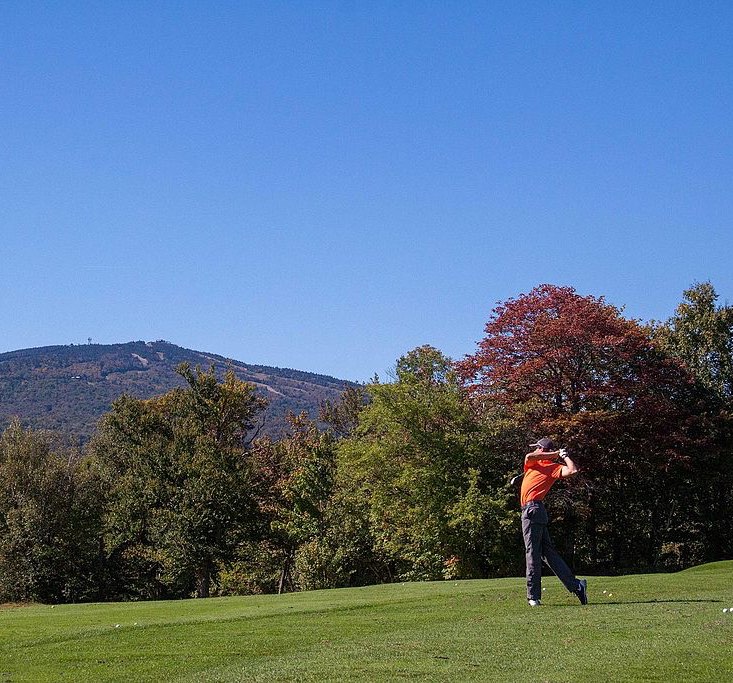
[0,341,354,441]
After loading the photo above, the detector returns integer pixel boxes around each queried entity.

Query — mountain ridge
[0,341,353,441]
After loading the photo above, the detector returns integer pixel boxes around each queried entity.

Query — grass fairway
[2,562,732,682]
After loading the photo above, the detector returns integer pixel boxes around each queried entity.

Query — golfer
[520,437,587,606]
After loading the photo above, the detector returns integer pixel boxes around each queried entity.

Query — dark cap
[529,437,555,451]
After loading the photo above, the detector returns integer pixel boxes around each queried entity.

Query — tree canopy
[657,281,733,402]
[2,281,731,603]
[335,346,516,581]
[0,421,104,603]
[457,284,719,571]
[92,364,267,599]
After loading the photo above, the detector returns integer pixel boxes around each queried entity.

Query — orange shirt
[520,459,564,507]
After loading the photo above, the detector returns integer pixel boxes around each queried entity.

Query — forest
[1,282,731,603]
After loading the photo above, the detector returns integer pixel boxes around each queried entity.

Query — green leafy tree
[338,346,516,582]
[92,364,267,599]
[0,421,104,603]
[656,281,733,402]
[653,282,733,564]
[243,413,337,593]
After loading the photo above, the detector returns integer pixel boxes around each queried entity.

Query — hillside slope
[0,341,353,440]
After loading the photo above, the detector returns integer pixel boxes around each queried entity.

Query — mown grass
[2,561,732,682]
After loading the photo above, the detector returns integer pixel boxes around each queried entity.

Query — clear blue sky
[2,2,731,381]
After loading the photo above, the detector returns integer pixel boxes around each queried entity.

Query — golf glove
[559,448,568,460]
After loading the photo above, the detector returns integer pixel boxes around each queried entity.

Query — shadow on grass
[556,599,724,607]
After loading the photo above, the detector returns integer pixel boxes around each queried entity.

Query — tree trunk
[196,563,210,599]
[587,493,597,567]
[278,551,293,595]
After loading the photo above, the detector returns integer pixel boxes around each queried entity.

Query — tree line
[1,282,731,603]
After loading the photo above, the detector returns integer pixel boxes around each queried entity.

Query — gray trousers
[521,500,579,601]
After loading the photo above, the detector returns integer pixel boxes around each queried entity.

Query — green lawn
[2,561,732,682]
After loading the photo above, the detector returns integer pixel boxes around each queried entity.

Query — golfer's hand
[559,448,568,460]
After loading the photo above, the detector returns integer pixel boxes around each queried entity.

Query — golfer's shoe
[528,599,542,607]
[575,579,588,605]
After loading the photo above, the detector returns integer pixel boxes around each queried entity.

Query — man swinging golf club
[520,437,587,607]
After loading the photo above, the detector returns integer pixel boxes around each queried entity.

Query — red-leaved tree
[457,285,708,572]
[457,284,685,416]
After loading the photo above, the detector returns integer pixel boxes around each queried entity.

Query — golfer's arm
[560,455,578,478]
[524,450,560,465]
